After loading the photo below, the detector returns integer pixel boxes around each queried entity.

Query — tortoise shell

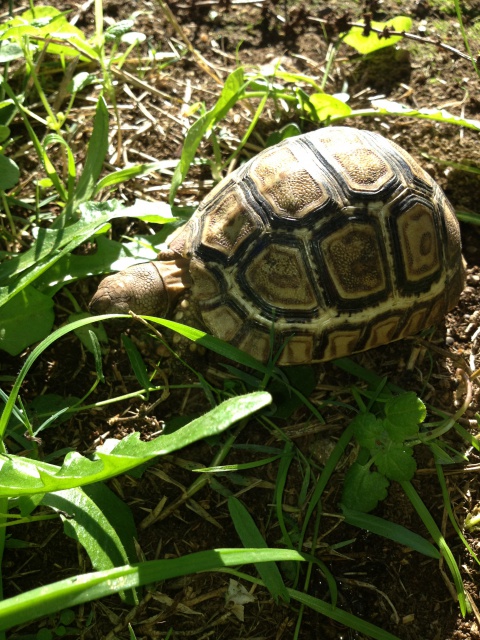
[167,126,464,364]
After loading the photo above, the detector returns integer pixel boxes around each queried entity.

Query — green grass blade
[169,67,246,203]
[299,420,355,548]
[228,496,289,602]
[400,480,467,615]
[436,464,480,566]
[69,96,109,216]
[341,506,441,559]
[0,548,307,631]
[289,589,402,640]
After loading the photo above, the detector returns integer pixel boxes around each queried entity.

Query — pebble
[467,274,480,285]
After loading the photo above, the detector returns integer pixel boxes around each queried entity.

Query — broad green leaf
[0,548,307,631]
[0,390,272,496]
[42,484,137,575]
[228,496,289,603]
[343,17,412,55]
[0,155,19,190]
[107,198,175,224]
[0,125,10,142]
[0,217,113,307]
[375,441,417,482]
[0,200,172,309]
[0,42,23,63]
[351,412,384,450]
[384,392,425,440]
[34,234,161,294]
[4,6,94,60]
[0,286,54,355]
[341,506,441,558]
[306,93,352,121]
[265,123,302,147]
[342,463,389,512]
[68,71,97,94]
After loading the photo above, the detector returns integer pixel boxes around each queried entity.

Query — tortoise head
[89,259,189,317]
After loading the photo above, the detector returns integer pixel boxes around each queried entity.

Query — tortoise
[90,126,465,365]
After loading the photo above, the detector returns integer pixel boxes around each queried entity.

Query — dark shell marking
[171,127,464,364]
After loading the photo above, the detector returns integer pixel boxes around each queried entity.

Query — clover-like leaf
[341,463,389,513]
[375,442,417,482]
[351,412,385,450]
[384,392,426,441]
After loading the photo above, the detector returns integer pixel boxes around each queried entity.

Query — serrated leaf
[343,16,412,55]
[0,392,272,496]
[351,412,386,450]
[376,442,416,482]
[341,463,389,512]
[384,392,425,440]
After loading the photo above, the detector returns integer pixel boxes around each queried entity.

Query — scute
[396,202,439,281]
[200,185,260,258]
[321,222,387,299]
[307,128,395,193]
[249,146,329,218]
[176,127,465,364]
[244,243,317,311]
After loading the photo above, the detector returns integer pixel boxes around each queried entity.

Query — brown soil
[4,1,480,639]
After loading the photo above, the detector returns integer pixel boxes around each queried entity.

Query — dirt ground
[4,0,480,639]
